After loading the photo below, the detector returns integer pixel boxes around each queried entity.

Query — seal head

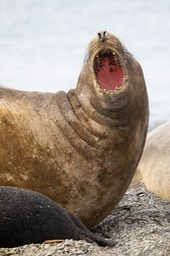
[76,31,133,112]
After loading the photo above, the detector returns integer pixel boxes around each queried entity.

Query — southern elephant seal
[132,122,170,201]
[0,186,115,248]
[0,31,149,227]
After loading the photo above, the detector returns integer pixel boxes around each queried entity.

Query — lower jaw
[94,86,129,112]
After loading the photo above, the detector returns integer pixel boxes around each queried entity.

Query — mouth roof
[94,49,124,90]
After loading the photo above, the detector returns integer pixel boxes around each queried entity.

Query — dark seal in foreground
[0,31,149,227]
[0,186,115,248]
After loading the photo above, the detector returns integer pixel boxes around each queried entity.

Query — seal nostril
[98,32,102,40]
[97,31,107,42]
[103,31,107,36]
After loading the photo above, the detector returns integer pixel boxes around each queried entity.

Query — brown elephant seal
[132,122,170,201]
[0,186,115,248]
[0,31,149,227]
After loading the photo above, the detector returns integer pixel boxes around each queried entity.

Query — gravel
[0,184,169,256]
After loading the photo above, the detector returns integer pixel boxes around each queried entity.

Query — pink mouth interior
[95,51,124,90]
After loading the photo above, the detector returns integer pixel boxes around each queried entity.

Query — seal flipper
[67,210,116,247]
[77,230,116,247]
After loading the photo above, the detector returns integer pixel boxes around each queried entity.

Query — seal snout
[98,31,107,42]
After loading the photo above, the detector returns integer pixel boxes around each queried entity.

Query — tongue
[96,56,124,90]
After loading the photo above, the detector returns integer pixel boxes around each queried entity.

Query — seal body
[0,31,149,227]
[132,122,170,201]
[0,186,115,248]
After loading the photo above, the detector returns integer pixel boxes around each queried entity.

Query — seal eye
[94,50,124,90]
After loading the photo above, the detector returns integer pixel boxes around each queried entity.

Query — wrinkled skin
[0,31,149,227]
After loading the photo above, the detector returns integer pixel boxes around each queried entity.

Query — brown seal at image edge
[132,121,170,202]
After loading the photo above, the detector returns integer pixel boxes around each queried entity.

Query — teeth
[96,51,116,58]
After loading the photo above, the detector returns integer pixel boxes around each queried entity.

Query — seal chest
[0,31,149,227]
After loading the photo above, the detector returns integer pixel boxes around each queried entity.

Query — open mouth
[94,49,124,90]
